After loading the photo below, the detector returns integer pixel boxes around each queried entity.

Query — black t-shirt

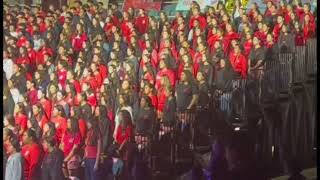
[163,96,176,125]
[41,148,65,180]
[135,108,156,135]
[249,47,266,68]
[199,64,214,86]
[176,82,199,112]
[198,82,210,107]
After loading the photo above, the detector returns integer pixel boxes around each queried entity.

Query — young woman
[31,103,49,130]
[94,105,112,156]
[60,117,82,179]
[135,96,156,135]
[51,105,67,144]
[175,70,199,112]
[114,94,133,137]
[14,103,28,139]
[84,118,102,180]
[4,114,18,135]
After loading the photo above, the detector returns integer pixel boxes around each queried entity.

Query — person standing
[41,137,64,180]
[21,129,43,180]
[5,136,24,180]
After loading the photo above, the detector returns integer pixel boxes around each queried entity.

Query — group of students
[2,0,317,180]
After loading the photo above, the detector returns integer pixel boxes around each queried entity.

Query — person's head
[119,93,129,106]
[49,84,57,95]
[26,80,35,90]
[43,137,56,151]
[277,15,284,24]
[304,14,311,23]
[196,71,205,82]
[17,102,26,114]
[143,82,154,95]
[119,110,132,127]
[253,36,260,46]
[32,103,43,117]
[303,3,310,13]
[181,70,193,83]
[233,44,241,54]
[281,25,289,33]
[56,90,66,102]
[140,96,152,108]
[3,128,14,142]
[77,92,87,103]
[121,80,130,90]
[53,105,65,118]
[7,136,21,154]
[4,114,15,128]
[22,129,38,145]
[266,33,273,43]
[67,117,79,134]
[43,121,56,136]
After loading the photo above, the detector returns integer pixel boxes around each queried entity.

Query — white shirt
[10,88,22,105]
[3,58,13,80]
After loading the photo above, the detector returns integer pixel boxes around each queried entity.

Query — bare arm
[187,94,199,109]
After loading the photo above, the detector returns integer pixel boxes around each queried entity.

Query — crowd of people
[3,0,317,180]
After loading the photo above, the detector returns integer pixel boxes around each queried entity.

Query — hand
[94,162,99,171]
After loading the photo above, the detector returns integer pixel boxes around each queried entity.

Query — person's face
[262,24,269,32]
[196,72,204,81]
[267,34,273,42]
[26,81,32,90]
[122,81,129,90]
[253,37,259,45]
[144,85,151,94]
[119,96,124,105]
[159,59,165,69]
[53,107,59,117]
[281,25,287,33]
[49,85,57,95]
[32,106,39,116]
[22,131,29,144]
[6,142,15,154]
[94,106,100,116]
[140,98,146,108]
[82,83,89,92]
[303,4,309,13]
[277,16,283,24]
[181,72,186,81]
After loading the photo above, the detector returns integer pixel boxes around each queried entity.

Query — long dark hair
[45,121,56,139]
[119,110,132,129]
[86,117,101,146]
[68,117,80,135]
[54,105,66,118]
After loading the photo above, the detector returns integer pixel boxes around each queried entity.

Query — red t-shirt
[135,15,149,34]
[62,131,82,157]
[51,116,67,143]
[115,125,133,145]
[157,88,167,112]
[155,69,176,89]
[229,52,248,79]
[78,119,87,140]
[27,89,38,105]
[40,99,52,120]
[21,143,43,180]
[15,113,28,133]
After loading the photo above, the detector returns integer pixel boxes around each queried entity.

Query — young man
[5,136,24,180]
